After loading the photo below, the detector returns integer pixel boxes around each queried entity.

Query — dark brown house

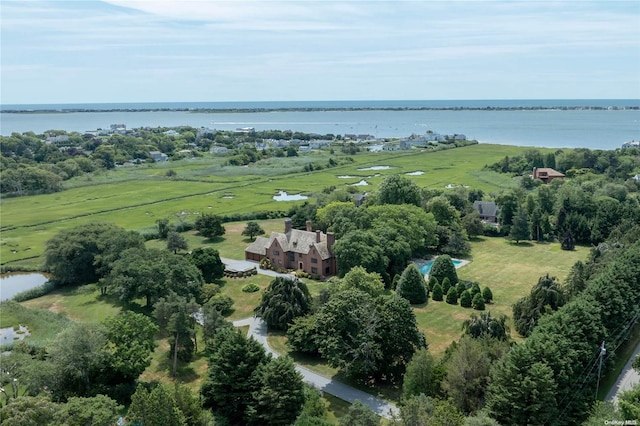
[533,167,565,184]
[245,219,336,277]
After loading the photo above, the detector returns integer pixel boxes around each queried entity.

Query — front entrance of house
[299,261,303,270]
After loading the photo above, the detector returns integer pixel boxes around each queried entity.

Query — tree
[633,355,640,374]
[54,395,122,426]
[402,349,439,398]
[201,328,268,425]
[509,207,530,244]
[446,287,458,304]
[399,394,465,426]
[166,231,188,254]
[44,222,144,287]
[194,213,225,239]
[242,221,265,241]
[396,263,428,304]
[333,230,389,280]
[376,174,421,207]
[246,356,306,425]
[103,311,158,382]
[128,384,186,426]
[442,276,451,295]
[472,293,485,310]
[460,290,472,308]
[429,255,459,285]
[255,277,313,331]
[428,276,439,292]
[341,266,385,297]
[156,218,171,239]
[339,400,380,426]
[0,395,58,426]
[201,302,233,349]
[618,385,640,421]
[512,274,566,337]
[154,293,200,376]
[462,312,509,340]
[456,281,467,297]
[432,283,443,301]
[482,287,493,303]
[189,247,224,283]
[287,315,320,354]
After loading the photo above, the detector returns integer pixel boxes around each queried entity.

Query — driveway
[233,316,399,419]
[606,339,640,404]
[220,257,290,278]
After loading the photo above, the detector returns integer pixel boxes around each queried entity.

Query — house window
[325,267,330,274]
[274,250,280,255]
[289,253,295,262]
[311,258,318,264]
[299,253,302,258]
[311,267,318,274]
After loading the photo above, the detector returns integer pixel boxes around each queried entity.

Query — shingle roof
[245,229,333,260]
[473,201,499,218]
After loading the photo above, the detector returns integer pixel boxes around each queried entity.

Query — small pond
[0,273,49,302]
[357,165,391,171]
[1,325,30,344]
[337,175,355,178]
[351,180,369,186]
[406,171,425,176]
[273,191,309,201]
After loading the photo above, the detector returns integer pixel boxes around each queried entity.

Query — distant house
[533,167,565,184]
[473,201,499,223]
[163,130,180,137]
[245,219,336,277]
[209,146,228,154]
[622,140,640,149]
[633,174,640,181]
[149,151,168,162]
[298,145,311,153]
[45,135,70,144]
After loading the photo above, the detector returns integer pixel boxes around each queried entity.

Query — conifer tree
[397,264,428,304]
[432,283,444,301]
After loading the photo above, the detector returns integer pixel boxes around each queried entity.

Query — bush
[206,294,234,315]
[441,277,451,295]
[430,255,459,285]
[456,281,467,297]
[472,293,485,310]
[446,287,458,305]
[259,258,273,270]
[482,287,493,303]
[470,282,481,297]
[432,283,443,301]
[428,276,439,292]
[242,283,260,293]
[12,281,56,302]
[397,264,428,304]
[460,290,472,308]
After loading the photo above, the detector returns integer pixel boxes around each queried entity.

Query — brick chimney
[327,232,335,251]
[316,230,321,243]
[306,220,313,232]
[284,218,292,234]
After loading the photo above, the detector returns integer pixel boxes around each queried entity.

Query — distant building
[163,130,180,137]
[45,135,70,144]
[622,140,640,149]
[473,201,500,223]
[532,167,565,184]
[298,145,311,153]
[209,146,229,154]
[110,124,127,134]
[245,219,336,277]
[149,151,168,162]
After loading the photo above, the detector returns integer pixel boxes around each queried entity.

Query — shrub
[259,258,273,270]
[472,293,485,310]
[441,277,451,295]
[460,290,472,308]
[396,264,428,304]
[428,276,439,292]
[446,287,458,305]
[432,283,444,301]
[482,287,493,303]
[12,281,56,302]
[470,282,481,297]
[200,284,221,303]
[456,281,467,297]
[242,283,260,293]
[207,294,234,315]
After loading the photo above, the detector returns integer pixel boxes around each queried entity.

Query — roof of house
[245,229,332,260]
[473,200,499,217]
[533,167,565,178]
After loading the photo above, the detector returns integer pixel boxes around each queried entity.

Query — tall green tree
[156,217,171,239]
[167,230,188,254]
[402,349,439,398]
[246,356,306,425]
[0,395,58,426]
[429,255,459,285]
[339,400,380,426]
[340,266,385,297]
[333,230,389,280]
[396,263,428,304]
[53,395,122,426]
[201,328,268,425]
[509,206,530,244]
[512,274,566,337]
[375,174,422,207]
[462,312,509,340]
[128,384,186,426]
[189,247,224,283]
[255,277,313,331]
[195,213,225,239]
[242,221,266,241]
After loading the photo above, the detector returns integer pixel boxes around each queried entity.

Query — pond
[0,325,30,345]
[357,165,391,171]
[406,171,425,176]
[0,273,49,302]
[273,191,309,201]
[351,179,369,186]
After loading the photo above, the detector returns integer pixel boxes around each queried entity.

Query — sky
[1,0,639,104]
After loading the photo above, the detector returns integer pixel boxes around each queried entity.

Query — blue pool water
[418,259,463,275]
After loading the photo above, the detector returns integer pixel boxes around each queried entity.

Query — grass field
[1,144,548,266]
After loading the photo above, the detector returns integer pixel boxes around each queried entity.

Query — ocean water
[1,100,638,149]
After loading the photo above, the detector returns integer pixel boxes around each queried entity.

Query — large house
[473,201,500,223]
[245,219,336,277]
[532,167,565,184]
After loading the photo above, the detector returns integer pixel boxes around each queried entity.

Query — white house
[149,151,168,162]
[622,140,640,149]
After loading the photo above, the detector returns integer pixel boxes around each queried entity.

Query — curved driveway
[233,316,399,419]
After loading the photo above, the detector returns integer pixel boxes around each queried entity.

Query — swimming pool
[418,259,463,275]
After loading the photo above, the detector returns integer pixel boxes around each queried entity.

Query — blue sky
[1,1,639,104]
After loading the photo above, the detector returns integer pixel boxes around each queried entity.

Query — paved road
[606,339,640,404]
[232,316,399,419]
